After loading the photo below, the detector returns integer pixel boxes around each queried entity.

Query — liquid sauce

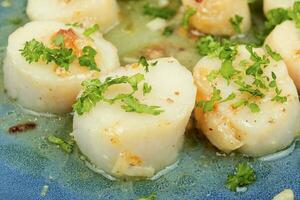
[0,0,299,199]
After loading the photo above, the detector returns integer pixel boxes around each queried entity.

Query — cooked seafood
[72,57,196,177]
[26,0,120,32]
[265,20,300,91]
[182,0,251,36]
[193,45,300,156]
[3,21,119,114]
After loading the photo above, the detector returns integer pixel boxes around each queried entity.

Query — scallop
[3,21,120,114]
[26,0,120,33]
[182,0,251,36]
[264,0,296,15]
[72,57,196,178]
[193,45,300,156]
[265,20,300,91]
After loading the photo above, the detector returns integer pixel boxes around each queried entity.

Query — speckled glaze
[0,0,299,200]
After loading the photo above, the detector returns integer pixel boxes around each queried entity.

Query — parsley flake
[83,24,100,37]
[47,135,74,154]
[78,46,99,71]
[73,74,164,116]
[137,193,157,200]
[182,8,196,30]
[20,39,76,70]
[230,15,244,34]
[265,45,282,61]
[143,4,176,20]
[226,163,256,192]
[138,56,157,72]
[143,83,152,96]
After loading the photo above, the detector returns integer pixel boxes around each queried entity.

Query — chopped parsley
[20,39,76,70]
[248,103,260,113]
[143,4,176,20]
[66,22,82,28]
[182,8,196,30]
[197,88,238,113]
[207,70,219,82]
[288,2,300,28]
[272,90,288,103]
[230,15,243,34]
[232,99,248,109]
[220,60,239,81]
[20,28,102,71]
[83,24,100,37]
[163,26,174,36]
[78,46,99,71]
[138,56,158,72]
[143,83,152,95]
[265,8,290,31]
[265,1,300,33]
[197,88,222,112]
[226,163,256,192]
[220,93,236,103]
[8,16,23,25]
[265,45,282,61]
[73,74,164,116]
[52,33,65,47]
[137,193,157,200]
[196,35,222,57]
[47,135,74,154]
[195,36,287,114]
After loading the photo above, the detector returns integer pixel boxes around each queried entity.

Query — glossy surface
[0,0,299,199]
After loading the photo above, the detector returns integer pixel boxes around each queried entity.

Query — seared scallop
[265,20,300,91]
[182,0,251,36]
[194,45,300,156]
[264,0,296,15]
[72,57,196,178]
[26,0,120,33]
[3,21,120,114]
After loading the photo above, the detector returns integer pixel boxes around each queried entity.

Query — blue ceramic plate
[0,0,299,199]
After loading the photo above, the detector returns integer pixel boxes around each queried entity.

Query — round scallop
[182,0,251,36]
[193,45,300,156]
[26,0,120,33]
[264,0,297,15]
[265,20,300,91]
[3,21,120,114]
[72,57,196,178]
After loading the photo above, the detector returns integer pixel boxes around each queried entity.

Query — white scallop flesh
[193,45,300,156]
[182,0,251,36]
[73,57,196,178]
[265,20,300,91]
[263,0,298,15]
[26,0,120,33]
[3,21,120,114]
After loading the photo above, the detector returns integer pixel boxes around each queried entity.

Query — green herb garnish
[265,45,282,61]
[226,163,256,192]
[138,56,158,72]
[182,8,196,30]
[143,4,176,20]
[73,74,164,115]
[163,26,174,36]
[143,83,152,95]
[20,39,76,70]
[83,24,100,37]
[78,46,99,71]
[137,193,157,200]
[230,15,243,34]
[196,35,222,57]
[47,135,73,154]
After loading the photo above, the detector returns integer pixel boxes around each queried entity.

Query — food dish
[0,0,299,199]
